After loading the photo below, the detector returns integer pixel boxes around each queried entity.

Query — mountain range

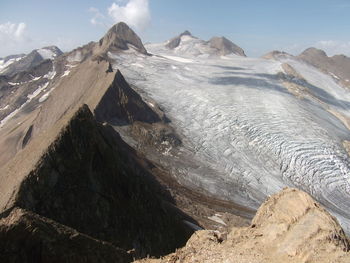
[0,22,349,262]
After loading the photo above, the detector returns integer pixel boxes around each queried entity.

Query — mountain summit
[165,30,193,49]
[208,36,246,56]
[98,22,148,55]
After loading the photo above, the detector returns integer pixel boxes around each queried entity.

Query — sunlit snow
[110,42,350,233]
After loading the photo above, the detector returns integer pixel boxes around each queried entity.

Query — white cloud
[89,7,107,26]
[0,22,27,43]
[0,22,35,56]
[314,40,350,56]
[89,0,151,32]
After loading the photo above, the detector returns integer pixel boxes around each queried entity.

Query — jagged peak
[165,30,196,49]
[98,22,148,55]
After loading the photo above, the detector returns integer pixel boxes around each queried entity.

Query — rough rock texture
[4,104,193,258]
[137,188,350,263]
[0,208,131,263]
[298,47,350,88]
[94,69,161,124]
[165,31,193,49]
[98,22,148,56]
[208,36,246,57]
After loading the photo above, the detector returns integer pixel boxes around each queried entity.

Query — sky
[0,0,350,57]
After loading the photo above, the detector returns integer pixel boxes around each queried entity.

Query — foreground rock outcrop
[0,208,131,263]
[137,188,350,263]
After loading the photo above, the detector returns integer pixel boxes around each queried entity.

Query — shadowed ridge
[7,104,193,258]
[94,69,161,124]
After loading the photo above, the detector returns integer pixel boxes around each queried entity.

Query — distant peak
[98,22,148,55]
[261,50,292,59]
[300,47,327,57]
[208,36,246,57]
[180,30,192,37]
[166,30,195,49]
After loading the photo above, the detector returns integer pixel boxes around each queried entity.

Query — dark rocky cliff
[1,104,193,262]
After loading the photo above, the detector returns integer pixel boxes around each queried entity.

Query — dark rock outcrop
[94,69,161,124]
[98,22,148,55]
[8,104,192,258]
[0,208,131,263]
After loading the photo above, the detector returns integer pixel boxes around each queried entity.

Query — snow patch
[0,56,23,73]
[37,48,56,60]
[208,215,227,226]
[43,66,56,80]
[67,51,82,62]
[61,70,71,78]
[27,82,49,100]
[0,105,9,111]
[1,82,50,128]
[162,55,194,63]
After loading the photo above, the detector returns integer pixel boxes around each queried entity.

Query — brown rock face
[208,36,246,57]
[98,22,148,55]
[298,47,350,88]
[0,208,131,263]
[137,188,350,263]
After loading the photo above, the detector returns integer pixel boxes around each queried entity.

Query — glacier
[109,42,350,233]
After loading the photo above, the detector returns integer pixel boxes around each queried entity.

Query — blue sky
[1,0,350,57]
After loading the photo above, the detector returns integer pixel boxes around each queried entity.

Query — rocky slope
[298,47,350,88]
[0,46,62,76]
[137,188,350,263]
[264,48,350,89]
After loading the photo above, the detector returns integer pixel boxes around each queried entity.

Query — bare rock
[0,207,131,263]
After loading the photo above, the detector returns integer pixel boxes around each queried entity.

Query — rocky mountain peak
[208,36,246,57]
[180,30,192,37]
[98,22,148,55]
[300,47,328,58]
[165,30,195,49]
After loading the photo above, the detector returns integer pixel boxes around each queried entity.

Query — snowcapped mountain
[0,46,62,76]
[0,22,350,261]
[147,30,246,58]
[0,54,25,73]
